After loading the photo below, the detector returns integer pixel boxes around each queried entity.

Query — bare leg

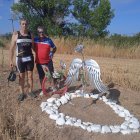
[27,71,33,93]
[19,72,25,94]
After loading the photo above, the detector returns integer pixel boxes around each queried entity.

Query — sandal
[18,93,25,101]
[28,92,37,98]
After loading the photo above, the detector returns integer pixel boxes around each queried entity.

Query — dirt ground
[0,65,140,139]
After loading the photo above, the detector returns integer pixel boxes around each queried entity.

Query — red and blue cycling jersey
[34,37,56,64]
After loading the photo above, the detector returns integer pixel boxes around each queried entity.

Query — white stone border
[40,90,140,135]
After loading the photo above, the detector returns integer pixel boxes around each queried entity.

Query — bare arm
[31,33,35,52]
[51,47,57,54]
[9,32,17,67]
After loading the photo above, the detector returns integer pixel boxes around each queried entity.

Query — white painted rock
[118,112,126,117]
[87,126,92,132]
[55,100,61,107]
[45,108,54,115]
[101,125,111,133]
[64,93,71,100]
[121,123,128,130]
[121,129,132,135]
[40,91,140,134]
[110,126,121,133]
[47,102,53,107]
[129,123,140,129]
[47,97,56,103]
[59,96,68,104]
[90,94,99,99]
[65,119,74,126]
[40,102,48,110]
[80,124,87,130]
[74,121,82,127]
[56,117,65,125]
[91,125,102,132]
[49,114,59,120]
[84,94,90,98]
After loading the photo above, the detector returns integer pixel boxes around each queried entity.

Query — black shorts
[16,56,34,73]
[36,60,54,80]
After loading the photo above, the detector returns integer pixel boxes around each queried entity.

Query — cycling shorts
[16,56,34,73]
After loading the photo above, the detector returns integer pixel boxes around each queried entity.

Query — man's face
[20,20,28,31]
[37,28,44,37]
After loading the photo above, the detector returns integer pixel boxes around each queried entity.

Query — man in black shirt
[10,18,36,101]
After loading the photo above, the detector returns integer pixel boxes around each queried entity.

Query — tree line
[11,0,114,38]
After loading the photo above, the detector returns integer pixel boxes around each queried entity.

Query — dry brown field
[0,47,140,140]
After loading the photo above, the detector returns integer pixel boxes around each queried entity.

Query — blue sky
[0,0,140,35]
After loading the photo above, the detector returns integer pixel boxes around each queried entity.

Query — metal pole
[8,18,14,32]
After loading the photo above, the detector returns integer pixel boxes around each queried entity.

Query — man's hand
[49,51,53,59]
[10,61,14,68]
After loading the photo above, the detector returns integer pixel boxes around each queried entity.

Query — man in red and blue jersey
[34,26,57,90]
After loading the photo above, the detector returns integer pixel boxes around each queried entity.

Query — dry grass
[53,37,140,59]
[0,48,140,139]
[54,54,140,92]
[0,48,140,92]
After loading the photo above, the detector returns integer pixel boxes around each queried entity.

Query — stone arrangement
[40,90,140,135]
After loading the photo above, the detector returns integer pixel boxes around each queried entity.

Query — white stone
[74,122,82,127]
[55,100,61,107]
[52,105,58,110]
[87,126,92,132]
[40,91,140,134]
[118,112,126,117]
[118,106,125,111]
[49,114,59,120]
[123,109,131,116]
[84,94,90,98]
[65,116,70,119]
[45,108,54,115]
[132,129,139,133]
[121,129,132,135]
[101,126,111,133]
[80,124,87,130]
[47,102,53,107]
[71,117,77,122]
[65,119,73,126]
[130,117,139,123]
[40,102,48,110]
[90,94,99,99]
[59,96,68,104]
[77,119,82,123]
[110,126,120,133]
[91,125,102,132]
[64,93,71,100]
[59,113,65,117]
[71,94,77,99]
[125,116,131,121]
[56,117,65,125]
[47,97,56,103]
[75,90,81,94]
[121,123,128,130]
[129,123,140,129]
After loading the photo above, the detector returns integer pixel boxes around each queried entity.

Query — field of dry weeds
[0,49,140,140]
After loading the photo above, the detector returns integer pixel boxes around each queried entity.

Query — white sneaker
[39,90,44,96]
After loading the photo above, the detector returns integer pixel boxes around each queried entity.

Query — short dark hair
[19,18,28,24]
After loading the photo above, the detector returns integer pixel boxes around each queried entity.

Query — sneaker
[18,93,25,101]
[28,92,37,98]
[39,90,44,96]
